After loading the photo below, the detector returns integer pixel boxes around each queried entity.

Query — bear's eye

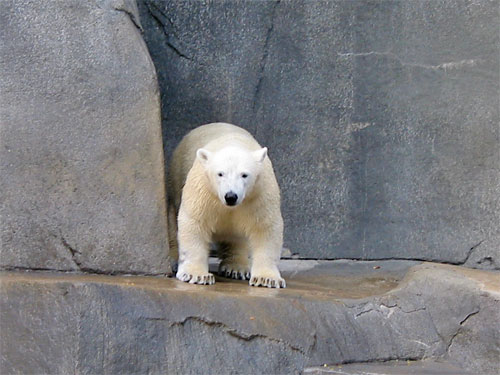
[241,173,248,179]
[217,172,224,177]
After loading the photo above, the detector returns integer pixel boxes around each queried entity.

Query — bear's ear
[196,148,211,165]
[253,147,267,163]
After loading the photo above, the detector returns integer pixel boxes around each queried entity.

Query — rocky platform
[1,261,498,374]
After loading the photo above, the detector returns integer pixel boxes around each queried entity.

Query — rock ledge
[1,261,498,374]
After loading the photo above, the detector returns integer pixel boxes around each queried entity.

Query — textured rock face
[1,262,498,374]
[138,0,499,268]
[0,0,170,274]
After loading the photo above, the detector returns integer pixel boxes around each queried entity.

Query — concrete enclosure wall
[138,0,499,268]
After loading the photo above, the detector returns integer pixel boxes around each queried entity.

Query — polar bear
[167,123,286,288]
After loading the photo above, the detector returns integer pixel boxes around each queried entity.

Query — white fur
[196,146,267,207]
[167,123,286,288]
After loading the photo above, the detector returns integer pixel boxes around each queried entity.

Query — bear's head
[196,146,267,207]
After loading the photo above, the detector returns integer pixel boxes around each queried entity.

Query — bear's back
[183,123,258,151]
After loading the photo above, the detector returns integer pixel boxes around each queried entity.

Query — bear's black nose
[224,192,238,206]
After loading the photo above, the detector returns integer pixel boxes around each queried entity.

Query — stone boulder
[0,0,170,275]
[138,0,499,269]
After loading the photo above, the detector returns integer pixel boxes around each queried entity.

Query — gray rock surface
[0,0,171,274]
[138,0,499,268]
[305,360,473,375]
[1,262,498,374]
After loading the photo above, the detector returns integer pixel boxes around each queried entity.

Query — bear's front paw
[176,269,215,285]
[219,262,251,280]
[249,270,286,288]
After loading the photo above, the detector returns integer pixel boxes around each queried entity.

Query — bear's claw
[176,271,215,285]
[219,264,250,280]
[249,276,286,288]
[221,269,250,280]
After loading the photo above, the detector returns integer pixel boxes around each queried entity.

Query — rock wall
[0,0,171,275]
[138,0,499,268]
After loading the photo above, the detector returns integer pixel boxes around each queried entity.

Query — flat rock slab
[1,261,498,374]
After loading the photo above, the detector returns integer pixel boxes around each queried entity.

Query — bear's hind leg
[218,239,251,280]
[167,201,179,272]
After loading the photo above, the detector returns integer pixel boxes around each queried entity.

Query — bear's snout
[224,192,238,206]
